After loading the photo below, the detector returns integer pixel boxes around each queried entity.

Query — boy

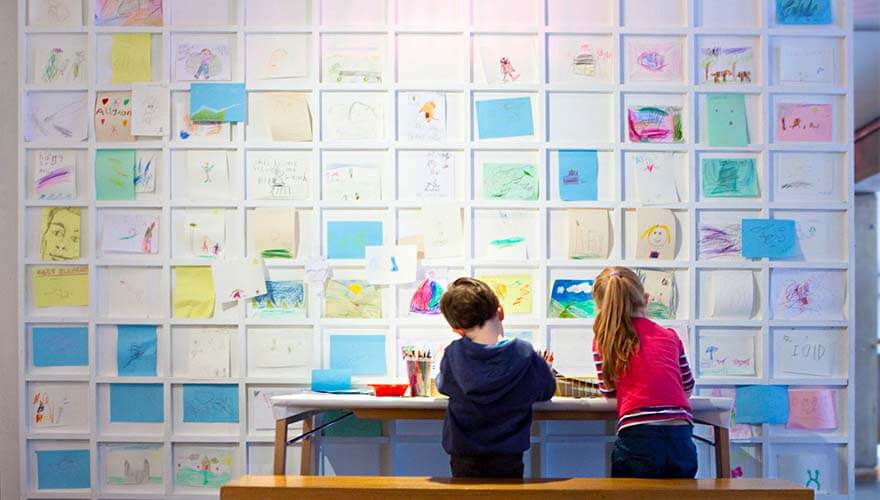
[436,278,557,478]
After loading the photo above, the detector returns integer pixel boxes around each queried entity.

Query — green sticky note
[706,94,749,147]
[701,158,759,198]
[95,149,136,200]
[483,163,539,200]
[320,410,383,437]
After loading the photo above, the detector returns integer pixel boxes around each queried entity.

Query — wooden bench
[221,475,813,500]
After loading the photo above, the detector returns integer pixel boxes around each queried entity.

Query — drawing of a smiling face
[648,225,668,247]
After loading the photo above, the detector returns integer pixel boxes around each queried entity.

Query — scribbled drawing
[134,151,156,193]
[499,56,520,82]
[323,163,381,201]
[324,47,383,83]
[571,43,612,77]
[478,275,532,314]
[326,100,382,140]
[776,0,832,25]
[37,46,86,84]
[95,0,163,26]
[24,92,88,142]
[702,159,759,198]
[250,280,306,318]
[409,276,444,315]
[34,151,76,200]
[772,270,844,320]
[174,448,233,488]
[784,278,816,313]
[568,213,608,259]
[637,269,677,320]
[186,335,230,378]
[183,385,237,422]
[32,390,69,426]
[482,163,538,201]
[483,210,531,259]
[176,94,228,141]
[249,153,309,200]
[627,106,683,143]
[324,279,382,319]
[40,207,81,261]
[776,103,833,142]
[175,43,230,81]
[547,279,595,318]
[627,39,683,82]
[101,213,159,254]
[43,0,73,24]
[699,223,742,259]
[417,151,453,199]
[701,47,754,84]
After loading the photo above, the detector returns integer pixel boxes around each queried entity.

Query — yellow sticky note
[40,207,81,261]
[174,266,215,319]
[477,274,533,314]
[111,33,152,84]
[32,265,89,308]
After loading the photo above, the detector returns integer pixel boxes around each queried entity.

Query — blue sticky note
[475,97,535,140]
[558,150,598,201]
[327,221,383,259]
[36,449,90,490]
[776,0,832,24]
[741,219,797,259]
[735,385,789,424]
[183,384,239,423]
[190,83,247,123]
[312,369,353,392]
[330,335,387,376]
[110,383,164,423]
[116,325,157,377]
[33,327,88,367]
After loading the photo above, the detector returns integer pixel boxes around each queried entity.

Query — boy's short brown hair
[440,277,500,330]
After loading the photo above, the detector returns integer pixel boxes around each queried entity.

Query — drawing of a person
[142,221,156,253]
[40,207,80,261]
[499,57,520,82]
[640,223,672,259]
[194,48,214,80]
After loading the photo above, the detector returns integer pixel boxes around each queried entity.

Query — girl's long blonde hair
[592,267,646,390]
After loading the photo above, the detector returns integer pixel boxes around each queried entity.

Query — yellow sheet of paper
[477,274,533,314]
[40,207,81,261]
[174,266,216,319]
[111,33,152,84]
[266,92,312,141]
[252,207,297,259]
[32,265,89,307]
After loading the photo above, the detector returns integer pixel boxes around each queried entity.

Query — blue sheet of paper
[707,94,749,147]
[183,384,240,423]
[558,150,598,201]
[776,0,832,24]
[190,83,247,123]
[33,326,88,367]
[36,449,90,490]
[312,369,353,392]
[109,383,164,423]
[735,385,789,424]
[326,221,383,259]
[330,335,387,376]
[475,97,535,140]
[741,219,797,259]
[116,325,157,376]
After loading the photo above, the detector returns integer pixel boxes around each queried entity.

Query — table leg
[713,425,731,479]
[300,414,315,475]
[273,417,289,475]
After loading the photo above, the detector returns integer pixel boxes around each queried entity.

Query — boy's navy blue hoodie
[436,337,557,456]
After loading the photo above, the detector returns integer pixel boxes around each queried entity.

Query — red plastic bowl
[369,383,409,397]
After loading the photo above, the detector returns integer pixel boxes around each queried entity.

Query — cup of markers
[402,347,432,397]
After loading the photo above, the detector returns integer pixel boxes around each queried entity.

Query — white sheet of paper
[135,150,158,193]
[29,382,89,430]
[252,389,296,430]
[103,445,163,491]
[251,207,297,259]
[186,334,230,378]
[171,0,233,26]
[398,92,447,142]
[483,210,532,260]
[421,205,463,258]
[103,267,161,318]
[174,38,231,81]
[173,92,231,142]
[478,36,538,84]
[24,91,88,142]
[771,270,845,320]
[131,84,170,136]
[251,333,310,368]
[774,329,837,377]
[631,152,680,205]
[698,332,756,377]
[248,35,308,80]
[29,0,83,27]
[777,453,836,494]
[185,211,226,258]
[567,209,610,259]
[30,35,88,85]
[774,153,835,201]
[247,0,310,25]
[323,163,381,201]
[408,151,454,199]
[101,212,160,254]
[212,258,268,303]
[710,271,754,319]
[321,35,385,84]
[247,151,310,200]
[33,150,77,200]
[365,245,418,285]
[186,150,229,199]
[789,212,839,260]
[323,92,384,141]
[779,45,835,84]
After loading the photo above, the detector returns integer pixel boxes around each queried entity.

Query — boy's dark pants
[611,424,698,479]
[450,453,524,478]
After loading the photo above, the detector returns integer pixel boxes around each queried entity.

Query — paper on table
[109,383,163,423]
[186,150,229,199]
[252,207,297,259]
[567,209,610,259]
[117,324,157,376]
[630,151,680,205]
[774,329,837,377]
[95,149,135,201]
[173,267,215,319]
[36,449,90,490]
[265,92,313,141]
[776,103,833,142]
[777,453,835,494]
[24,91,88,142]
[211,258,267,303]
[707,94,749,147]
[421,205,462,258]
[95,91,134,142]
[735,385,789,424]
[699,331,756,377]
[182,384,239,423]
[478,274,533,314]
[779,45,835,83]
[131,83,169,136]
[29,382,89,430]
[787,388,837,430]
[185,211,225,258]
[190,83,247,123]
[103,267,161,318]
[635,208,676,260]
[33,326,88,367]
[741,219,797,259]
[186,333,230,378]
[101,212,159,254]
[32,265,88,307]
[475,96,534,140]
[710,270,754,319]
[399,91,446,142]
[329,334,387,376]
[28,0,83,27]
[559,150,598,201]
[771,269,845,320]
[40,207,80,261]
[111,33,151,84]
[247,151,309,200]
[365,245,417,285]
[33,150,77,200]
[326,220,383,260]
[323,162,381,201]
[251,333,309,368]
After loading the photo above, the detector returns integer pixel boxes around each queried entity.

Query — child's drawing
[483,210,532,260]
[637,269,677,320]
[29,0,82,27]
[771,269,845,320]
[482,163,538,201]
[40,207,81,261]
[777,453,835,494]
[409,276,444,315]
[249,35,308,80]
[774,154,835,200]
[627,106,683,143]
[249,280,306,318]
[30,383,88,429]
[699,223,742,259]
[248,152,309,200]
[477,35,537,84]
[323,163,381,201]
[32,40,87,85]
[635,208,676,260]
[33,150,76,200]
[421,205,463,258]
[94,91,134,142]
[24,92,88,142]
[174,447,234,488]
[547,279,594,318]
[323,37,384,83]
[132,84,169,137]
[571,42,612,78]
[174,93,230,142]
[185,335,230,378]
[101,212,159,254]
[324,96,383,141]
[186,213,225,258]
[135,150,157,193]
[175,42,230,81]
[186,150,229,199]
[477,274,532,315]
[701,47,754,84]
[626,38,684,82]
[414,151,454,199]
[699,332,756,377]
[628,151,680,205]
[95,0,163,26]
[251,334,309,369]
[499,57,520,82]
[702,159,759,198]
[567,209,610,260]
[324,279,382,319]
[399,92,446,142]
[776,103,833,142]
[779,44,835,83]
[105,444,162,488]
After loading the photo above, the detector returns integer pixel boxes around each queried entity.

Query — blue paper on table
[110,383,164,423]
[326,221,383,259]
[475,97,535,140]
[183,384,240,423]
[776,0,832,24]
[735,385,789,424]
[312,369,354,392]
[190,83,247,122]
[330,335,387,376]
[116,324,157,376]
[741,219,797,259]
[36,449,90,490]
[558,150,598,201]
[33,326,88,367]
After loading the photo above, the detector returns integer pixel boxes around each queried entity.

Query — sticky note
[32,266,89,308]
[111,33,151,84]
[741,219,797,259]
[116,325,157,376]
[326,221,383,259]
[311,369,353,392]
[95,149,136,201]
[558,150,598,201]
[787,388,837,430]
[707,94,749,147]
[475,97,534,140]
[33,326,88,367]
[701,158,759,198]
[182,384,239,423]
[735,385,789,424]
[190,83,247,123]
[36,449,90,489]
[173,267,215,319]
[329,335,387,376]
[776,0,832,25]
[110,383,164,423]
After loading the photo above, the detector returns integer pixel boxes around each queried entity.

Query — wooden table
[270,394,733,478]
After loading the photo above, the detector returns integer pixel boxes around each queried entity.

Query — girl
[592,267,697,478]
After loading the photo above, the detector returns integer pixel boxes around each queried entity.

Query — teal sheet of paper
[321,409,383,437]
[558,150,598,201]
[776,0,831,24]
[116,324,157,376]
[706,94,749,147]
[483,163,539,200]
[330,334,387,376]
[735,385,789,424]
[475,97,534,139]
[109,383,164,423]
[190,83,247,123]
[183,384,239,423]
[701,159,759,198]
[36,449,90,489]
[95,149,136,200]
[33,326,88,367]
[326,221,383,259]
[741,219,797,259]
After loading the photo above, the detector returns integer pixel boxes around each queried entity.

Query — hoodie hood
[443,337,534,405]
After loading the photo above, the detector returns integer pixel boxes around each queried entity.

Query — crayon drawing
[700,47,753,84]
[182,384,238,423]
[32,39,87,85]
[548,279,595,319]
[24,91,88,142]
[699,332,756,377]
[135,151,157,193]
[412,151,454,199]
[190,83,246,123]
[482,163,538,201]
[399,92,446,142]
[771,270,845,320]
[31,384,89,429]
[36,449,91,489]
[776,103,833,142]
[104,444,163,489]
[409,277,444,315]
[635,208,677,260]
[174,93,229,142]
[94,92,134,142]
[248,152,309,200]
[95,0,163,27]
[567,209,610,260]
[626,38,683,83]
[627,106,683,143]
[701,159,759,198]
[249,280,306,318]
[324,279,382,319]
[324,95,383,141]
[569,42,612,80]
[174,447,234,488]
[323,37,384,83]
[29,0,83,27]
[323,163,381,202]
[100,212,158,254]
[637,269,677,320]
[776,0,832,25]
[33,150,76,200]
[40,207,81,261]
[699,223,742,259]
[478,275,532,315]
[175,42,230,81]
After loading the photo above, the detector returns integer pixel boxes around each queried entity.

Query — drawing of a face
[41,207,80,261]
[267,48,289,73]
[645,224,670,247]
[143,96,158,115]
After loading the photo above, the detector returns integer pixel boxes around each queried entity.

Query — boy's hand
[539,350,554,365]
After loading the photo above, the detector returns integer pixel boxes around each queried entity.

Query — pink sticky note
[776,103,833,142]
[786,388,837,430]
